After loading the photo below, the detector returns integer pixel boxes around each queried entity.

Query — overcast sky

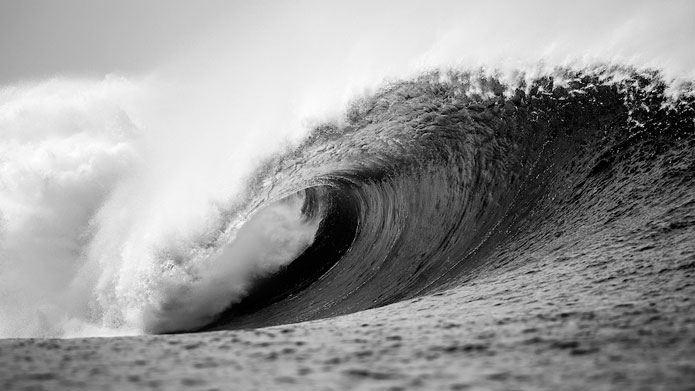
[1,0,693,85]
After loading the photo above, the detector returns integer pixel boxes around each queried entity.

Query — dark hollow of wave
[199,67,694,332]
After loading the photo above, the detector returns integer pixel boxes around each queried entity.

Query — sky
[1,0,693,85]
[0,0,225,83]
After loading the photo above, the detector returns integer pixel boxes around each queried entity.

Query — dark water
[202,67,694,332]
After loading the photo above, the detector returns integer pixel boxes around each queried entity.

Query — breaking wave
[0,66,693,337]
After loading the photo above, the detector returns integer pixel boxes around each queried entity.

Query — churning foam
[0,76,320,338]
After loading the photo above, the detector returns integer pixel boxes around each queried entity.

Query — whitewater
[0,75,322,336]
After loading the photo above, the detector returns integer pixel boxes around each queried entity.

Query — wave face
[1,66,693,336]
[202,67,695,331]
